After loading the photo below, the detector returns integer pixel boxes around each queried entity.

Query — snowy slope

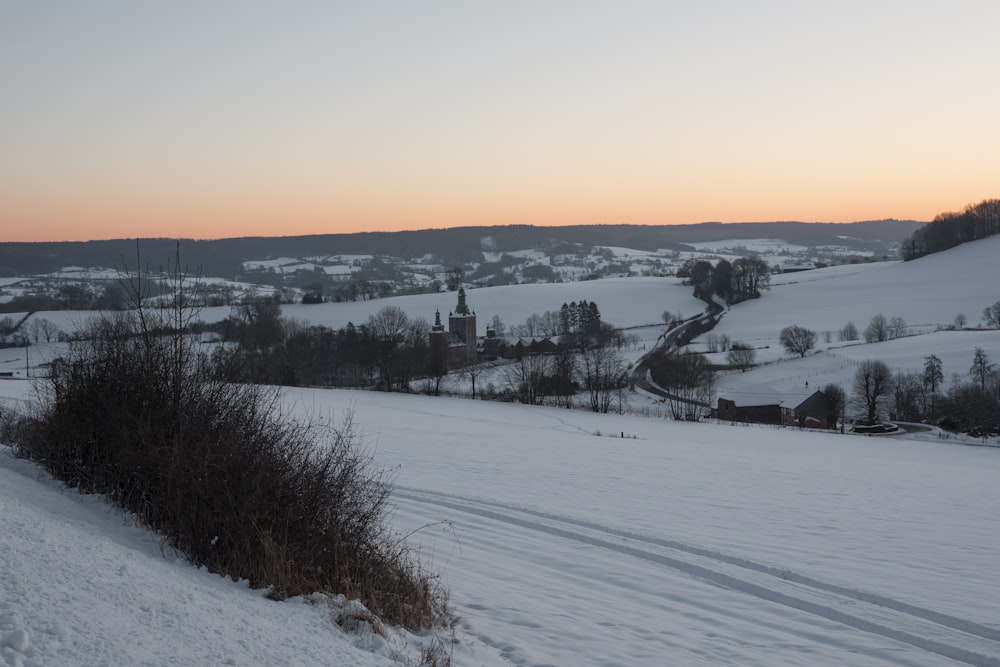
[10,276,702,344]
[702,237,1000,403]
[0,447,399,667]
[296,389,1000,665]
[3,377,1000,666]
[3,238,1000,666]
[713,236,1000,345]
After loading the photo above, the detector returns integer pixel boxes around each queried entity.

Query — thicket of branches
[12,259,446,630]
[649,348,715,420]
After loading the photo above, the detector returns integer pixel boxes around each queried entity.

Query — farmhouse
[714,384,837,429]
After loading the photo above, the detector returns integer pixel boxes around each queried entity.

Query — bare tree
[969,347,995,391]
[864,314,889,343]
[893,372,927,422]
[445,267,464,291]
[705,333,730,353]
[233,293,284,349]
[650,349,715,420]
[502,354,550,405]
[488,315,506,337]
[887,316,908,340]
[852,359,894,424]
[391,317,429,390]
[30,318,61,343]
[516,310,561,338]
[983,301,1000,329]
[779,325,817,358]
[839,321,859,342]
[725,342,756,372]
[462,361,487,400]
[577,345,627,413]
[821,383,846,433]
[364,305,410,391]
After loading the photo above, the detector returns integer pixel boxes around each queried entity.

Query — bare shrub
[725,342,756,372]
[14,258,446,631]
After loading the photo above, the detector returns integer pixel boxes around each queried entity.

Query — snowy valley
[2,234,1000,666]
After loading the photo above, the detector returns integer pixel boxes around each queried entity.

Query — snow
[714,236,1000,343]
[714,330,1000,401]
[322,264,354,275]
[42,267,121,280]
[2,237,1000,665]
[0,442,400,667]
[481,249,547,262]
[241,257,304,270]
[200,276,702,335]
[595,246,662,258]
[4,382,1000,665]
[686,239,810,254]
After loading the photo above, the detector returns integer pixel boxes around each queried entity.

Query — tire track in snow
[394,486,1000,667]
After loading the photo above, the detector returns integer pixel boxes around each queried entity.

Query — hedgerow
[14,262,445,630]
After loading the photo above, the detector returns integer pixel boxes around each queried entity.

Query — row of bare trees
[501,304,631,412]
[843,351,999,435]
[214,298,431,390]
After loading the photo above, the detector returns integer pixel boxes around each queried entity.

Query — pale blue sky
[2,1,998,240]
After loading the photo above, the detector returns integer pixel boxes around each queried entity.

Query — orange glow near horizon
[0,180,989,243]
[0,195,981,243]
[2,3,998,243]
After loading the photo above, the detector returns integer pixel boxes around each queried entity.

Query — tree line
[841,350,1000,437]
[676,256,771,304]
[901,198,1000,261]
[205,295,634,413]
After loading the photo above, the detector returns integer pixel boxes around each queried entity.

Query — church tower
[429,308,449,371]
[448,287,477,365]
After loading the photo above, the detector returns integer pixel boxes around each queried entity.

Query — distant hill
[0,221,922,278]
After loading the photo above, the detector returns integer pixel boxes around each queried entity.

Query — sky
[2,1,999,242]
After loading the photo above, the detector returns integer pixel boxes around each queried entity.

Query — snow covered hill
[4,385,1000,666]
[2,236,999,665]
[713,234,1000,345]
[703,235,1000,405]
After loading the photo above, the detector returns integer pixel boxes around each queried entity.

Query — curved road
[630,300,724,406]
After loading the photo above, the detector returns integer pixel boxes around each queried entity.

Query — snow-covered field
[713,235,1000,345]
[704,235,1000,408]
[3,384,999,666]
[2,237,999,665]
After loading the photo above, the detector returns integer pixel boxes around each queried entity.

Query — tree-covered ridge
[0,220,922,277]
[901,199,1000,261]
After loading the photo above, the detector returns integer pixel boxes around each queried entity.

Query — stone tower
[448,287,477,366]
[429,308,449,369]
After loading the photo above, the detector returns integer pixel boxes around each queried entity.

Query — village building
[714,384,837,429]
[429,288,478,369]
[428,287,564,370]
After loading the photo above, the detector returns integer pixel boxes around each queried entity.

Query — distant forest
[901,199,1000,261]
[0,220,921,278]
